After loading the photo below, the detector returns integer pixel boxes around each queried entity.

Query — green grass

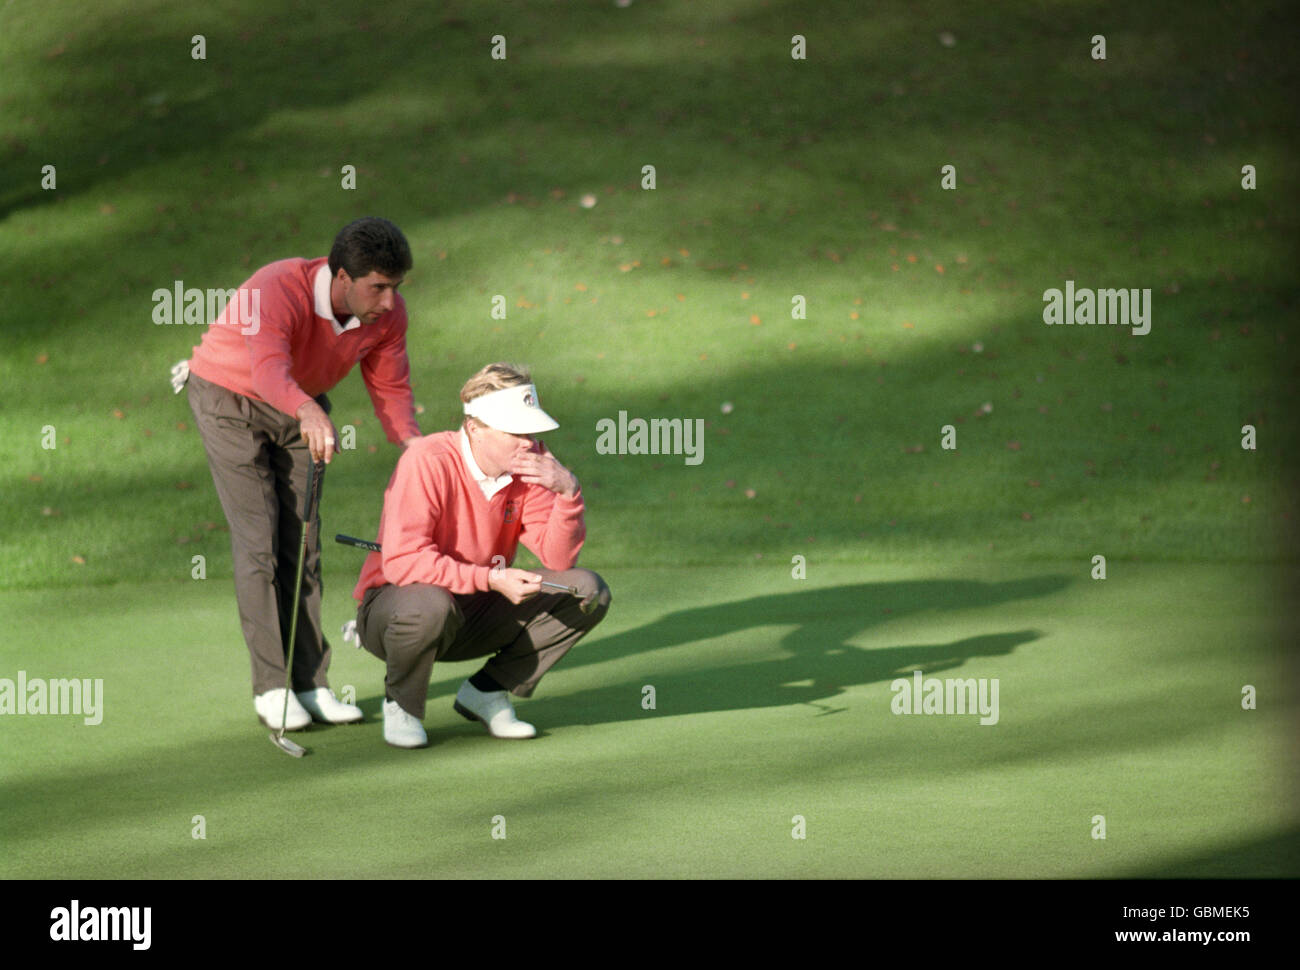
[1,561,1295,878]
[0,0,1296,879]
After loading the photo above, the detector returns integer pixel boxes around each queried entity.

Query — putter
[334,534,583,599]
[269,459,325,758]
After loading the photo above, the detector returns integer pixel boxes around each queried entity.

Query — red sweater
[188,256,421,444]
[353,431,587,600]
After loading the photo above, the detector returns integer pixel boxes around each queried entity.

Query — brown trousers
[187,371,333,696]
[357,569,612,718]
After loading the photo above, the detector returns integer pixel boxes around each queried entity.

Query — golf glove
[169,359,190,394]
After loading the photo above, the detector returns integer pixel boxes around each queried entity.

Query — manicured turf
[1,561,1295,878]
[0,0,1296,879]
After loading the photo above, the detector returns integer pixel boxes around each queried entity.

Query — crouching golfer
[352,363,612,748]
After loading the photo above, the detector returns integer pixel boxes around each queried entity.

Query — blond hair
[460,362,532,431]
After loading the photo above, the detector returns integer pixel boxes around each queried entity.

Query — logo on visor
[523,391,535,408]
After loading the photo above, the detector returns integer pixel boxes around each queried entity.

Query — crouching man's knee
[572,569,612,623]
[367,583,464,660]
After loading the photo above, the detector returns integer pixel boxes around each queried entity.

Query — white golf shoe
[255,688,311,731]
[453,681,537,739]
[296,687,364,724]
[382,699,428,749]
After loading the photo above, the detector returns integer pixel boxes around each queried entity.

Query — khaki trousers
[187,371,333,696]
[357,569,612,718]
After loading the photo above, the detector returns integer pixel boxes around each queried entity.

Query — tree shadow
[1120,825,1300,878]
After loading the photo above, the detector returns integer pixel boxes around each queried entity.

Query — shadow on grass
[418,574,1066,726]
[1120,825,1300,879]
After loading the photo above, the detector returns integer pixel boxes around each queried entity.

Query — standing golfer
[180,217,423,733]
[353,362,611,748]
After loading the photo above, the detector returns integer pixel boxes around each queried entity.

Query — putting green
[1,561,1294,879]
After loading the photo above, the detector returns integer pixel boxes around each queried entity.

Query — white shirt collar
[460,429,513,500]
[314,263,360,335]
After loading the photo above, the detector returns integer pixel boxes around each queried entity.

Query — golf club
[269,459,325,758]
[334,534,583,598]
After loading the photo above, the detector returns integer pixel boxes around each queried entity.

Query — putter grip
[336,534,382,552]
[302,461,325,525]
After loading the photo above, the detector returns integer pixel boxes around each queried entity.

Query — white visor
[463,383,559,434]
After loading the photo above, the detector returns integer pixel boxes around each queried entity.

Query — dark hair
[328,217,413,280]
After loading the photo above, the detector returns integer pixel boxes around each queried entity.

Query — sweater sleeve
[360,301,422,444]
[378,446,493,594]
[246,271,314,419]
[516,444,587,570]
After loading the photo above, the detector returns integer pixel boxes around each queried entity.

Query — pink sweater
[188,256,421,444]
[353,431,587,600]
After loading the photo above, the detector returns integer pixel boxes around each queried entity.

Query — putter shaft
[273,460,324,757]
[540,580,580,595]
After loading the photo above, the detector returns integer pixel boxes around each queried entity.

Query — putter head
[269,732,307,758]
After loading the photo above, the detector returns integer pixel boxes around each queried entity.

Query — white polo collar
[314,263,360,335]
[460,430,513,500]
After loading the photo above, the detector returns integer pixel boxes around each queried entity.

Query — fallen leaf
[71,555,86,565]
